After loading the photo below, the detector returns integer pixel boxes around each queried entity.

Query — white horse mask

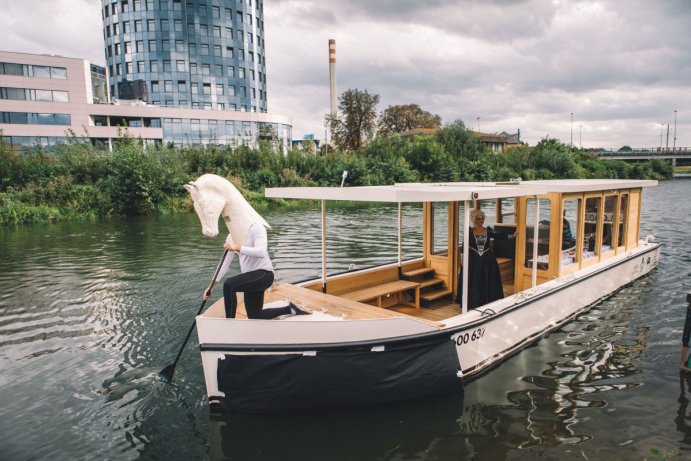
[184,174,270,245]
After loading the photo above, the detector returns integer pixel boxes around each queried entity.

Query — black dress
[456,227,509,309]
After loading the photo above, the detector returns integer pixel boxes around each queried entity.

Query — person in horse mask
[203,223,307,319]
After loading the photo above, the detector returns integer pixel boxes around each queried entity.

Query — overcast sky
[2,0,689,148]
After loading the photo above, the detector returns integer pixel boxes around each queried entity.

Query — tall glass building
[102,0,267,113]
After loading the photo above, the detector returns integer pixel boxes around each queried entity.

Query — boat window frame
[617,191,629,252]
[602,193,618,258]
[560,195,582,273]
[581,193,603,266]
[522,196,552,272]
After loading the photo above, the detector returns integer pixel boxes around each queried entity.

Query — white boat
[192,178,660,413]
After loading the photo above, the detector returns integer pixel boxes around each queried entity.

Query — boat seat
[340,280,421,309]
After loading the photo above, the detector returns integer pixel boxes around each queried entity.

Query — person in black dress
[456,208,516,310]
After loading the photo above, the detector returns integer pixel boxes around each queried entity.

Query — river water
[0,180,689,461]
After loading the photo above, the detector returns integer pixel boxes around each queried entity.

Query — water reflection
[676,372,691,445]
[208,393,469,461]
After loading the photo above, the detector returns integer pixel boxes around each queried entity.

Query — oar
[159,250,228,383]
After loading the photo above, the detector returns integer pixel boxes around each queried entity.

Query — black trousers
[223,269,288,319]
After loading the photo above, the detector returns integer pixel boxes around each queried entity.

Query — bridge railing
[597,147,691,157]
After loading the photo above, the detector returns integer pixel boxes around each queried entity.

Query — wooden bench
[340,280,421,309]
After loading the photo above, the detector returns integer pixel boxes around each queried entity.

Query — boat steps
[421,288,453,303]
[419,278,444,289]
[401,267,435,278]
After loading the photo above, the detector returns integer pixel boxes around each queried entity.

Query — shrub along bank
[0,122,672,226]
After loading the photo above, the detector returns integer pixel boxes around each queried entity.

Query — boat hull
[198,242,660,413]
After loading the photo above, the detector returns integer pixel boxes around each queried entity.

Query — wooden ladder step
[402,267,435,278]
[420,289,453,302]
[420,278,444,289]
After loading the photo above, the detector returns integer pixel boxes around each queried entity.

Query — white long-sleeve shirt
[214,223,274,282]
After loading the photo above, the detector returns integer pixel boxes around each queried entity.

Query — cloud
[2,0,689,147]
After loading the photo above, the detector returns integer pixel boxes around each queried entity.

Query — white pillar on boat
[462,201,470,314]
[532,198,539,288]
[397,202,402,267]
[321,199,327,290]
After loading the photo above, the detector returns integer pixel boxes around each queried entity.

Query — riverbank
[1,122,673,226]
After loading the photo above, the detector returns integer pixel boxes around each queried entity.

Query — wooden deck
[203,283,445,326]
[203,278,514,325]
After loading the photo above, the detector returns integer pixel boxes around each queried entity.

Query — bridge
[595,147,691,160]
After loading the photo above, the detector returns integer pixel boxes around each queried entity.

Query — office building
[0,0,291,151]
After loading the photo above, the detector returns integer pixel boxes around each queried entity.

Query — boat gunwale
[199,241,661,353]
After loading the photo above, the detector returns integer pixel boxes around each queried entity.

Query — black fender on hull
[210,338,463,413]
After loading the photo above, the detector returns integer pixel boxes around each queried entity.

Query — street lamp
[660,122,664,149]
[570,112,574,147]
[673,110,678,152]
[476,117,480,131]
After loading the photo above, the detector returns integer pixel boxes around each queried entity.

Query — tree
[326,89,380,151]
[378,104,442,136]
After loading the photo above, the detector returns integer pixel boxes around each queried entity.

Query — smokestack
[329,39,337,117]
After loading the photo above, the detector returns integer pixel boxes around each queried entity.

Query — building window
[226,47,234,58]
[125,42,132,54]
[113,23,120,35]
[213,45,222,57]
[176,60,185,72]
[227,66,234,77]
[203,83,211,94]
[161,19,169,31]
[201,44,209,55]
[137,61,145,72]
[178,80,186,92]
[126,62,133,74]
[147,19,155,31]
[213,26,221,37]
[151,81,159,92]
[114,43,121,55]
[176,40,184,52]
[162,40,170,52]
[163,60,171,72]
[136,40,144,52]
[149,40,157,52]
[212,6,220,17]
[150,60,158,72]
[202,64,210,75]
[238,67,245,78]
[174,20,183,32]
[135,20,142,32]
[164,80,172,92]
[228,85,235,96]
[123,21,131,33]
[116,63,122,75]
[216,83,224,95]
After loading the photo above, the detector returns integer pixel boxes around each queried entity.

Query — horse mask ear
[184,182,198,197]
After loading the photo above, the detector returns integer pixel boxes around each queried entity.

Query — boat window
[618,193,629,249]
[497,198,515,224]
[583,196,601,261]
[431,202,449,255]
[524,198,551,270]
[603,195,617,250]
[561,198,580,266]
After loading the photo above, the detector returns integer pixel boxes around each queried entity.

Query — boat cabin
[263,179,651,318]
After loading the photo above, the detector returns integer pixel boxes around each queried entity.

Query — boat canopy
[265,179,657,203]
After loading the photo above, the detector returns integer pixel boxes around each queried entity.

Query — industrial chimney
[329,39,337,117]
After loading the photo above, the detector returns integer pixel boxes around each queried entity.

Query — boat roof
[265,179,657,203]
